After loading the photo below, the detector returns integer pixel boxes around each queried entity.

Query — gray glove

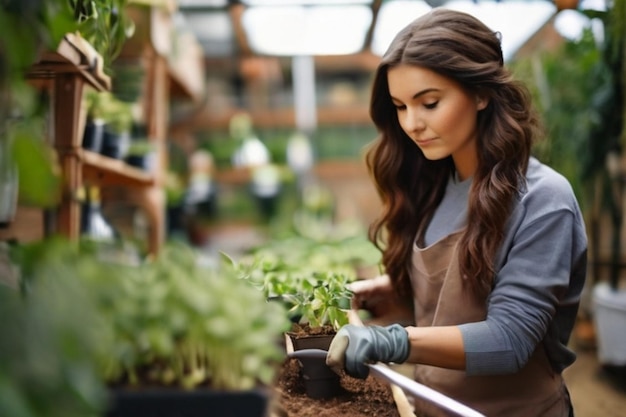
[326,324,410,379]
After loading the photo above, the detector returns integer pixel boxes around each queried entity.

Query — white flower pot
[592,282,626,366]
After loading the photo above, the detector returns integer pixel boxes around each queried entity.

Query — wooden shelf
[81,150,154,187]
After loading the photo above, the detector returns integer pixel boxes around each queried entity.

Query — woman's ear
[476,95,489,111]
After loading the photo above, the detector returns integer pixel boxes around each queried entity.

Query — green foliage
[9,119,62,207]
[11,238,291,397]
[230,228,382,330]
[70,0,135,75]
[94,243,291,390]
[510,27,611,209]
[2,239,115,417]
[91,92,133,133]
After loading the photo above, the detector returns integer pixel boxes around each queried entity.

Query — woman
[326,8,587,417]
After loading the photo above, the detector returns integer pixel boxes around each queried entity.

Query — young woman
[326,8,587,417]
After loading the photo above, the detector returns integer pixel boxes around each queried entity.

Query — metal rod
[368,363,486,417]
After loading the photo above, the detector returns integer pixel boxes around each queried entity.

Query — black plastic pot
[286,333,341,399]
[125,153,155,171]
[101,130,130,160]
[106,387,269,417]
[82,119,105,152]
[288,348,341,400]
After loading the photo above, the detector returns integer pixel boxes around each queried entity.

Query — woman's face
[387,64,486,181]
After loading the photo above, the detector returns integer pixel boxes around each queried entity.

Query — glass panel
[242,5,373,55]
[181,10,235,56]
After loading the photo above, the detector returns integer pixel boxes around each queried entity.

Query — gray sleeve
[458,208,582,376]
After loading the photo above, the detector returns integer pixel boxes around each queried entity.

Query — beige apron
[410,230,571,417]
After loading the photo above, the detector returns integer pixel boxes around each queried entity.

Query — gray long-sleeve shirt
[425,157,588,376]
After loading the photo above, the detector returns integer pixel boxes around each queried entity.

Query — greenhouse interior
[1,0,625,416]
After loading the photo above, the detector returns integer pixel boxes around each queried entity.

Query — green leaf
[12,126,61,207]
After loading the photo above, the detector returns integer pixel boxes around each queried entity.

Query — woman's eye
[394,104,406,111]
[424,101,438,109]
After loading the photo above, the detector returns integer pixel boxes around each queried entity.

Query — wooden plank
[81,150,154,187]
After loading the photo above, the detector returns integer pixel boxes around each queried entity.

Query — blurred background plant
[511,0,625,290]
[0,0,134,213]
[1,238,115,417]
[4,236,292,417]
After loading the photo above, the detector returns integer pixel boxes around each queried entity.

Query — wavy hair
[366,8,541,298]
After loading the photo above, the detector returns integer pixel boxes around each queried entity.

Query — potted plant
[580,4,626,372]
[124,139,156,171]
[100,93,133,160]
[91,242,291,416]
[230,222,384,400]
[230,252,352,399]
[10,237,292,417]
[82,89,107,152]
[227,228,411,415]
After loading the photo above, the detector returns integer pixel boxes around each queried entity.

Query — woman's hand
[349,275,414,326]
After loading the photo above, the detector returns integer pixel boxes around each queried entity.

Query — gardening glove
[326,324,410,379]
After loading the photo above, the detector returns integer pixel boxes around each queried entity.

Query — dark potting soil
[270,357,401,417]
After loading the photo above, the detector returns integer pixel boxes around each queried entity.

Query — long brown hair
[366,8,540,298]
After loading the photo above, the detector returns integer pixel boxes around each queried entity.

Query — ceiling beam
[362,0,382,52]
[229,2,252,56]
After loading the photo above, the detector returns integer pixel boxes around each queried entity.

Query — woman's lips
[415,137,437,146]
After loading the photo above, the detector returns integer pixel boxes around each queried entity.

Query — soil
[269,356,401,417]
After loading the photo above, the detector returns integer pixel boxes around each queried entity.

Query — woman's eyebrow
[390,88,440,102]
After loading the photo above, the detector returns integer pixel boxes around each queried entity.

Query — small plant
[232,254,353,330]
[229,229,381,331]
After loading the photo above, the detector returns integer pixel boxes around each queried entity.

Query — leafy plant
[70,0,135,75]
[511,3,626,291]
[2,238,116,417]
[12,238,292,394]
[97,242,291,390]
[229,228,382,331]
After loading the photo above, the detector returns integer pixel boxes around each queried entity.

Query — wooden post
[54,73,85,240]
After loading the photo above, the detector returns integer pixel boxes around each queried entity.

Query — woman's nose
[403,109,426,133]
